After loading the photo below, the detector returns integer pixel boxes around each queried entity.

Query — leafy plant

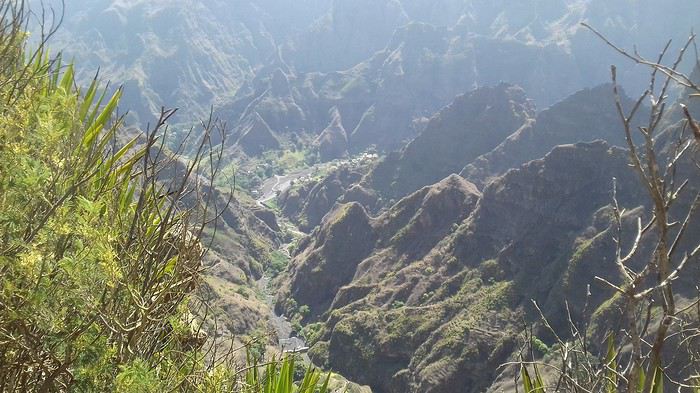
[519,360,545,393]
[243,353,332,393]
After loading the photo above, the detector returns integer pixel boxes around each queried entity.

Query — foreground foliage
[0,2,331,391]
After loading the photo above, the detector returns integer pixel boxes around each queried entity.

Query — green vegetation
[301,322,325,346]
[390,300,405,309]
[0,4,333,391]
[0,31,216,389]
[217,147,316,196]
[268,250,291,277]
[241,353,331,393]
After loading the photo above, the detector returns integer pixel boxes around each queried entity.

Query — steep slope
[279,166,367,232]
[277,174,481,318]
[51,0,700,134]
[365,83,534,199]
[314,107,350,162]
[50,0,332,125]
[279,84,639,233]
[218,22,585,155]
[460,84,646,187]
[277,142,647,392]
[289,0,410,73]
[134,136,283,340]
[235,112,282,156]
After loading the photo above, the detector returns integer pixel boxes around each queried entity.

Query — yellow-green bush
[0,3,330,392]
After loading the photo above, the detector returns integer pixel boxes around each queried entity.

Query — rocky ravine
[273,82,700,392]
[277,141,645,393]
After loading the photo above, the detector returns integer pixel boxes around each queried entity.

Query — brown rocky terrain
[364,83,534,200]
[280,83,643,232]
[274,80,700,388]
[277,141,647,392]
[460,84,646,187]
[315,107,350,162]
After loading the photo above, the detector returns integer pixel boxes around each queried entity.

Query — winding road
[257,168,314,206]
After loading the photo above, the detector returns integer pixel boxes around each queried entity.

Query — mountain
[279,83,642,232]
[220,3,699,158]
[120,128,285,342]
[460,83,646,187]
[37,1,700,391]
[288,0,410,73]
[279,165,367,231]
[314,107,350,162]
[235,112,282,156]
[49,0,700,152]
[277,141,645,392]
[221,22,590,155]
[273,80,700,390]
[364,83,534,199]
[48,0,332,125]
[13,0,700,387]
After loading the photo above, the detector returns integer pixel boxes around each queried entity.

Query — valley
[5,0,700,392]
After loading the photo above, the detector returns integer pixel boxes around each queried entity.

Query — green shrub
[391,300,406,309]
[530,337,550,357]
[236,286,251,299]
[268,249,291,276]
[0,5,338,392]
[243,352,330,393]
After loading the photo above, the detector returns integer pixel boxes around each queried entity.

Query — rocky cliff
[365,83,534,199]
[278,141,646,392]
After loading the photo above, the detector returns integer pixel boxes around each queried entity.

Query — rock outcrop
[279,166,365,231]
[235,113,281,156]
[315,107,349,161]
[366,83,534,199]
[460,84,646,187]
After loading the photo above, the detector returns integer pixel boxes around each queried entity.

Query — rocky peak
[379,174,481,258]
[461,83,644,187]
[385,22,448,54]
[367,83,534,200]
[235,112,281,156]
[277,201,377,318]
[269,67,293,96]
[453,140,638,273]
[288,0,409,73]
[314,107,349,162]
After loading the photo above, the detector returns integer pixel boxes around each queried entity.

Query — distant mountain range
[51,0,699,137]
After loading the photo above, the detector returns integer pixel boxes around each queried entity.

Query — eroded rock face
[279,166,365,231]
[290,0,409,73]
[451,142,642,329]
[277,202,377,318]
[279,141,653,393]
[366,83,534,200]
[315,107,349,162]
[278,84,534,231]
[460,84,645,187]
[53,0,334,125]
[278,83,642,238]
[235,112,281,156]
[252,208,281,232]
